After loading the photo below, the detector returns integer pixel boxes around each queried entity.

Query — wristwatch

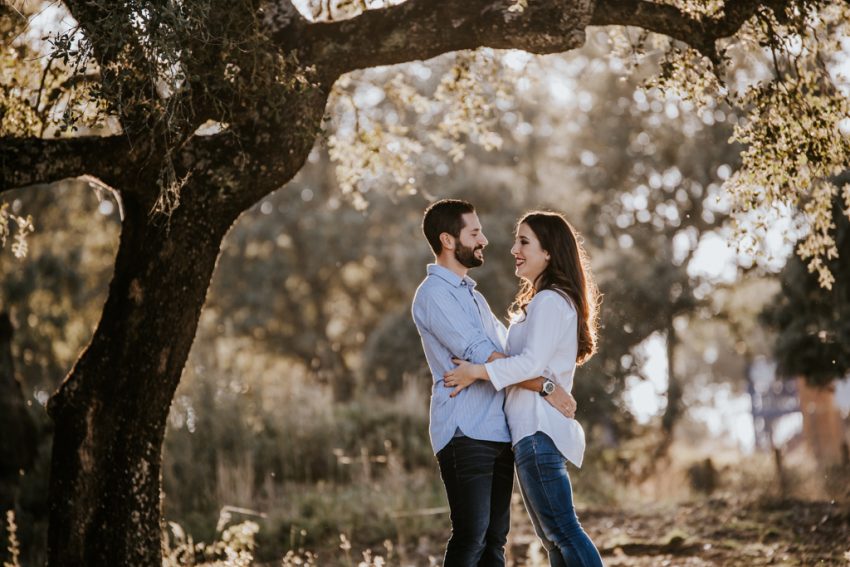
[540,379,556,397]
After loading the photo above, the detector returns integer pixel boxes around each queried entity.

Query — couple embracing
[411,199,605,567]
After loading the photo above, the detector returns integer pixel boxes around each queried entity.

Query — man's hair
[422,199,475,255]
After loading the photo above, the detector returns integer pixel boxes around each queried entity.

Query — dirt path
[268,495,849,566]
[503,497,850,566]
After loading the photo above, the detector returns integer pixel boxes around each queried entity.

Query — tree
[763,178,850,386]
[1,1,849,564]
[205,149,432,401]
[0,312,37,515]
[572,58,749,457]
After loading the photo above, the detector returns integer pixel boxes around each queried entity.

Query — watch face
[543,381,555,394]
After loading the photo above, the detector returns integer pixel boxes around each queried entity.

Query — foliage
[312,1,850,287]
[0,3,99,137]
[762,190,850,385]
[163,520,258,567]
[5,2,849,280]
[0,180,119,566]
[612,2,850,288]
[2,511,20,567]
[161,343,435,544]
[325,52,515,210]
[0,181,118,397]
[360,311,429,396]
[204,158,429,400]
[723,3,850,289]
[0,204,32,259]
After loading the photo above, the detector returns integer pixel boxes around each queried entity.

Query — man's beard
[455,243,484,268]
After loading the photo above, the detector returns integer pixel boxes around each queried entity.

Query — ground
[316,495,850,566]
[509,495,850,567]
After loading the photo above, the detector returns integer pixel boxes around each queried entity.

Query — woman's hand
[444,358,486,398]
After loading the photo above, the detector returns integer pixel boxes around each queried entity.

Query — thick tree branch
[273,0,594,79]
[273,0,795,78]
[590,0,794,64]
[0,136,136,195]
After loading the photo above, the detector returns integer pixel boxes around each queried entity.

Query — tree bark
[45,190,237,566]
[0,136,138,195]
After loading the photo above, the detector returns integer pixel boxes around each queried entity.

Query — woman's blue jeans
[514,432,604,567]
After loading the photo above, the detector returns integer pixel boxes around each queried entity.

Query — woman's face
[511,222,549,285]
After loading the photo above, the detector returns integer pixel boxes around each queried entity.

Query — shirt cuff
[464,338,500,365]
[484,361,508,391]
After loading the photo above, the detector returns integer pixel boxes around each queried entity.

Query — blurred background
[2,25,849,567]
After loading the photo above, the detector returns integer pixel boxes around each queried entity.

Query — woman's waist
[504,378,574,403]
[504,391,582,427]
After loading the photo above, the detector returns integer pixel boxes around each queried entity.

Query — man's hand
[544,386,576,419]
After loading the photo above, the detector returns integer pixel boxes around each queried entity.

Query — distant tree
[1,1,849,564]
[0,180,119,565]
[763,183,850,386]
[550,44,741,454]
[0,313,37,513]
[205,149,425,401]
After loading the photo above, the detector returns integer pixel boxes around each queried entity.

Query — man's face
[453,212,488,268]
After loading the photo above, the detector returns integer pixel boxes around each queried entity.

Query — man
[411,199,577,566]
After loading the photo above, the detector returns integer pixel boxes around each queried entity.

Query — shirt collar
[427,263,477,289]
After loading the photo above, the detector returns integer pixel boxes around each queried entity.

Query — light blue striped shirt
[411,264,511,454]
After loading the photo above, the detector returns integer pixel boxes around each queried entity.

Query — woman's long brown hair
[510,211,601,365]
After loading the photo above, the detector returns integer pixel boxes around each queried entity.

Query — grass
[3,511,20,567]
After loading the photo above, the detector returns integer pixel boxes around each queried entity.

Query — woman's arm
[440,350,510,397]
[443,292,576,394]
[444,344,577,418]
[443,358,489,397]
[484,292,575,391]
[443,358,577,418]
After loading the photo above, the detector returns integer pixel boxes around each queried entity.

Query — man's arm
[414,286,502,365]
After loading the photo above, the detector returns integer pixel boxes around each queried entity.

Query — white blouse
[484,290,586,467]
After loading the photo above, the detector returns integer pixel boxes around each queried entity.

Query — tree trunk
[655,323,681,460]
[0,312,37,513]
[45,192,236,566]
[322,341,354,402]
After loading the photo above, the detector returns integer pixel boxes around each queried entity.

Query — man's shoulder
[414,272,453,296]
[413,274,441,306]
[472,287,491,300]
[472,287,495,309]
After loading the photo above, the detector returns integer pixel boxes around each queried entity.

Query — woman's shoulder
[530,289,577,315]
[528,289,578,330]
[529,289,575,311]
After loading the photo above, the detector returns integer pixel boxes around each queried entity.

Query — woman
[443,211,604,567]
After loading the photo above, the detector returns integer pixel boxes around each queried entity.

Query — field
[237,494,850,566]
[158,460,850,567]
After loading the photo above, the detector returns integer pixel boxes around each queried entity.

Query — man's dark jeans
[436,435,514,567]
